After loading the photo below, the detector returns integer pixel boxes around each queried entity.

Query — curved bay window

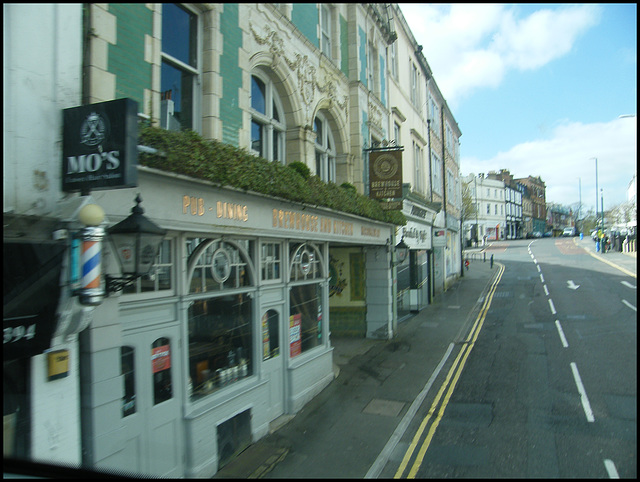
[289,243,325,357]
[186,238,255,400]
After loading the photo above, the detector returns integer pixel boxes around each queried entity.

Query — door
[120,324,184,477]
[261,308,284,421]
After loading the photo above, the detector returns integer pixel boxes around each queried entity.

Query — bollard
[490,254,494,269]
[483,252,486,263]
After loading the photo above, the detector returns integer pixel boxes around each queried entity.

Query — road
[385,237,636,478]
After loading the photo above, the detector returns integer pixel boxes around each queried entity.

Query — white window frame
[250,71,286,163]
[413,140,424,193]
[320,4,333,59]
[160,4,202,132]
[431,151,442,195]
[314,112,336,183]
[389,41,398,80]
[410,62,420,108]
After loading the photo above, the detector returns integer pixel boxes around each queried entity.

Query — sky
[398,3,637,214]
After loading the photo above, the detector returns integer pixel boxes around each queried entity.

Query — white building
[464,173,507,242]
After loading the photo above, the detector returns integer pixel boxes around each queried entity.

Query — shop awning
[3,240,66,360]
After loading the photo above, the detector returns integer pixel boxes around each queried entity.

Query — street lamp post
[601,188,604,230]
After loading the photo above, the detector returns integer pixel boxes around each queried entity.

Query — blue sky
[399,3,637,213]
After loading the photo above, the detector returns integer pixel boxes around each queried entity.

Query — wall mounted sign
[62,98,139,193]
[47,349,70,381]
[369,149,403,199]
[433,229,446,247]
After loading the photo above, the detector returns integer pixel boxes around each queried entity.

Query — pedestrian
[465,259,470,271]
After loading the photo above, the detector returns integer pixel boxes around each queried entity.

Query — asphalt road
[385,238,636,478]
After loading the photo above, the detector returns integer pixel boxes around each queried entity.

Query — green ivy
[138,127,406,225]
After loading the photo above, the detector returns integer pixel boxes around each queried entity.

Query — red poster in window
[289,314,301,358]
[152,345,171,373]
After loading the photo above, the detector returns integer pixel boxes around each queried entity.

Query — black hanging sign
[62,98,139,193]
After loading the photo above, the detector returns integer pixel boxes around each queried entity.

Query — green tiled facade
[108,3,152,107]
[219,4,242,146]
[358,27,367,86]
[291,4,319,48]
[340,15,349,77]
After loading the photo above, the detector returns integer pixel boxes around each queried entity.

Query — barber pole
[76,226,105,305]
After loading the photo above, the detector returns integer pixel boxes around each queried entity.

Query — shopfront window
[289,243,323,282]
[121,346,136,417]
[186,237,256,400]
[187,294,253,400]
[152,338,172,405]
[262,309,280,360]
[260,242,281,281]
[123,239,173,295]
[289,284,323,356]
[187,239,254,293]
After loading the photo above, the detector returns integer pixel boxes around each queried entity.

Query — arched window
[251,73,286,163]
[314,112,336,183]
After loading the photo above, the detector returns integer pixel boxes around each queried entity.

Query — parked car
[562,227,576,237]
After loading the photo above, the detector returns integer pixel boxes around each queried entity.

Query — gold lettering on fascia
[360,226,380,238]
[182,195,248,222]
[272,209,354,237]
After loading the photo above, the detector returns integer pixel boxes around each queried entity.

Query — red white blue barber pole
[76,225,105,306]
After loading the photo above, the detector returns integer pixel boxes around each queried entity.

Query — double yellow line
[394,263,505,479]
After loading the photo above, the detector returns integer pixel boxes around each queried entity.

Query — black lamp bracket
[105,274,137,295]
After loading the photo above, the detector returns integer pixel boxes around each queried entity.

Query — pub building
[86,165,396,477]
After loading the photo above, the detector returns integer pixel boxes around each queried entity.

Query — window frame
[314,111,336,183]
[160,3,201,132]
[250,72,287,163]
[413,140,424,193]
[320,4,333,59]
[121,237,176,300]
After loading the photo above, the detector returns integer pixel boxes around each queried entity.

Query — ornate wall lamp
[392,235,410,266]
[105,194,167,295]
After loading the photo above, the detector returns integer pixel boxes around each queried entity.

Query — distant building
[463,173,506,242]
[516,175,547,236]
[486,169,523,240]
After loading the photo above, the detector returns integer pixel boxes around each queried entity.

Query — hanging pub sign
[369,149,403,199]
[62,98,139,193]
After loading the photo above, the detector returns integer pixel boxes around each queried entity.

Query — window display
[289,284,323,356]
[187,294,253,399]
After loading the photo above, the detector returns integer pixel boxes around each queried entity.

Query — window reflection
[262,310,280,360]
[121,346,136,417]
[188,294,253,399]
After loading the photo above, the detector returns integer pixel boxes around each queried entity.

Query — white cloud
[399,4,600,106]
[461,117,637,209]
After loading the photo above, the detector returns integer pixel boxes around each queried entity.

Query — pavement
[213,238,636,479]
[572,234,637,278]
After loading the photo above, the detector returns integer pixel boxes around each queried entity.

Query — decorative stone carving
[250,23,348,116]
